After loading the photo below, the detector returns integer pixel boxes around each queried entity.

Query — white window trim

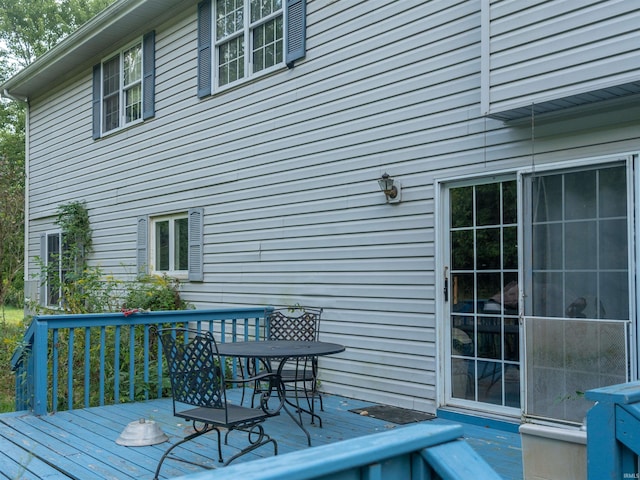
[212,0,286,93]
[100,38,144,136]
[149,213,189,278]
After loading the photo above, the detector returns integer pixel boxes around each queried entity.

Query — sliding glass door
[443,159,633,423]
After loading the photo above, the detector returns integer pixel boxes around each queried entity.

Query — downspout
[2,89,30,315]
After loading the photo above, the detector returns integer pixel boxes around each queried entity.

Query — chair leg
[153,426,215,480]
[222,424,278,466]
[308,381,323,412]
[289,379,323,427]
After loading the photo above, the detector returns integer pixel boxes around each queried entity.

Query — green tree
[0,100,25,311]
[0,0,116,312]
[0,0,114,68]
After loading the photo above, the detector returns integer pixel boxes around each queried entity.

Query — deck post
[586,381,640,480]
[33,317,50,416]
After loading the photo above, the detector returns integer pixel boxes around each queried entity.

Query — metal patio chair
[153,327,280,480]
[251,306,324,424]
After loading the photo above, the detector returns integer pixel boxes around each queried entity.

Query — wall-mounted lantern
[377,173,401,203]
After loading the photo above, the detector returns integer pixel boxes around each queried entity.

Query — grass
[0,306,27,412]
[1,306,25,325]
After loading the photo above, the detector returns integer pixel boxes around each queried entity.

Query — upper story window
[102,42,143,132]
[198,0,307,97]
[93,31,155,139]
[215,0,283,87]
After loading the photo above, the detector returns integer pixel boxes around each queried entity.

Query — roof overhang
[487,81,640,122]
[1,0,189,100]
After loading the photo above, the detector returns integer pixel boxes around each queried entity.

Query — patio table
[217,340,345,445]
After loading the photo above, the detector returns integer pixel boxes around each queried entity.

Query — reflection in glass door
[522,163,630,424]
[447,180,520,411]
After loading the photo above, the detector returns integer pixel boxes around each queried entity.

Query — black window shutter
[136,216,149,277]
[197,0,212,98]
[285,0,306,68]
[188,208,204,281]
[92,64,101,139]
[143,30,156,120]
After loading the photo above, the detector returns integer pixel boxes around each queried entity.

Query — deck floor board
[0,392,522,479]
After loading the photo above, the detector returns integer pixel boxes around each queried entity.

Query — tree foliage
[0,103,25,308]
[0,0,114,68]
[0,0,116,310]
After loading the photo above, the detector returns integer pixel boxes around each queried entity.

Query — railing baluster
[84,327,90,408]
[232,319,237,343]
[114,325,120,404]
[364,463,382,480]
[156,331,163,398]
[99,326,106,406]
[52,329,59,413]
[144,325,150,400]
[67,328,74,410]
[129,324,135,401]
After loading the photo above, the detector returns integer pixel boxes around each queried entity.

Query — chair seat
[179,404,274,427]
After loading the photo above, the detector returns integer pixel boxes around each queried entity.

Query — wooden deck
[0,391,522,479]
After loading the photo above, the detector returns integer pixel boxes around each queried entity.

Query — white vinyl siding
[483,0,640,119]
[22,0,640,415]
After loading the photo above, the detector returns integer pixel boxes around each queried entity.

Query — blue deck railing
[586,381,640,480]
[173,423,502,480]
[11,308,271,415]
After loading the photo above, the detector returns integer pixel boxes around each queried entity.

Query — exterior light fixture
[378,173,401,203]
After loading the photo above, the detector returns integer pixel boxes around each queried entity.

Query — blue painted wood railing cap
[169,423,480,480]
[586,381,640,404]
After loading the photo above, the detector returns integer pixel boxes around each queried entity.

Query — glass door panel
[448,179,520,411]
[523,163,630,424]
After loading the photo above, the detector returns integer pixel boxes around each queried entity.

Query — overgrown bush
[34,201,192,314]
[0,319,27,412]
[18,201,193,412]
[123,274,189,311]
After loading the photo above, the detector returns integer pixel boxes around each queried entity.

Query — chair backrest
[156,327,226,409]
[267,307,323,342]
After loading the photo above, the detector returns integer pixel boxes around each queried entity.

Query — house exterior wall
[483,0,640,118]
[19,0,640,414]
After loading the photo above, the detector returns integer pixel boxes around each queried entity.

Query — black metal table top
[217,340,345,358]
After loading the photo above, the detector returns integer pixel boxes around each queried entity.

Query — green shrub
[18,201,192,412]
[0,320,27,412]
[123,274,190,311]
